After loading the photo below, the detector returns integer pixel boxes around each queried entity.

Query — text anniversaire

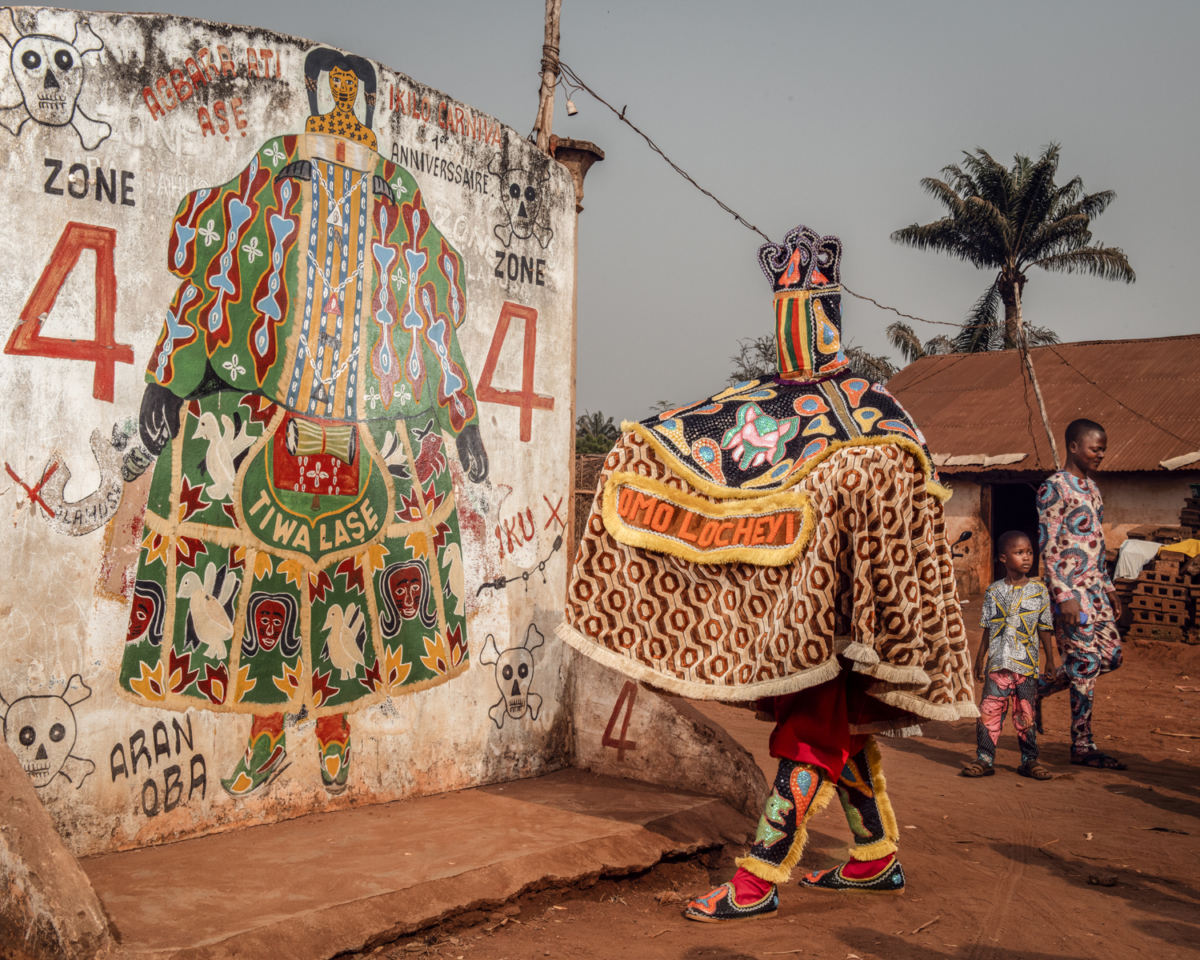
[246,489,380,553]
[142,44,504,149]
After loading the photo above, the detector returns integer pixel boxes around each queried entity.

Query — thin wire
[558,61,993,336]
[1044,345,1200,449]
[558,62,772,243]
[840,285,965,328]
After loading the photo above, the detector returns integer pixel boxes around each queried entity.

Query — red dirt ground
[344,616,1200,960]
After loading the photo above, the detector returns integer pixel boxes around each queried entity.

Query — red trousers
[768,670,910,778]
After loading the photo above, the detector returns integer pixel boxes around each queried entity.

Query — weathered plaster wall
[940,477,991,598]
[1095,472,1200,546]
[0,7,578,856]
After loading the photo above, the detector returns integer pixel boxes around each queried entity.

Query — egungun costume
[119,49,487,797]
[559,226,977,920]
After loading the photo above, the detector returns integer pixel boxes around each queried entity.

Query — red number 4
[5,221,134,402]
[476,301,554,442]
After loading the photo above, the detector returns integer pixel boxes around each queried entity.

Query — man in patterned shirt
[963,531,1055,779]
[1037,419,1126,770]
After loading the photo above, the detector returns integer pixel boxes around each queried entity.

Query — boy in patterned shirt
[1036,418,1126,769]
[963,531,1056,779]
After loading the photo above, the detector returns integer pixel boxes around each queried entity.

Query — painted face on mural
[253,599,288,652]
[388,566,424,620]
[127,593,155,643]
[329,66,358,111]
[11,35,84,126]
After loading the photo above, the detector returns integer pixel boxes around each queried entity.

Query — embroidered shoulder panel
[632,375,942,498]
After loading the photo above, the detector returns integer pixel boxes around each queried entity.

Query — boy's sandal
[1017,761,1053,780]
[1071,751,1126,770]
[960,761,995,778]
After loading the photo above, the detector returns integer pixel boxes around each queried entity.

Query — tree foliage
[575,410,619,455]
[729,335,898,384]
[892,144,1134,352]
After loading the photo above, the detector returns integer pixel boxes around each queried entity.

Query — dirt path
[347,619,1200,960]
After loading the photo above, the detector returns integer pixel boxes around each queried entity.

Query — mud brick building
[888,334,1200,597]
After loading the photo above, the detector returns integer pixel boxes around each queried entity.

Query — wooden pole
[1013,285,1061,470]
[534,0,562,153]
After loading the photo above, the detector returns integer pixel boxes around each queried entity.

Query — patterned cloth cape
[559,225,977,728]
[119,133,476,717]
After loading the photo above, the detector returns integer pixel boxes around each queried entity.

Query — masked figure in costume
[119,48,487,797]
[559,225,977,920]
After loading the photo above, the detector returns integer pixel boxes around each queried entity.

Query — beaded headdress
[758,225,848,379]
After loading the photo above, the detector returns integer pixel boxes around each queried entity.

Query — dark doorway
[989,482,1041,582]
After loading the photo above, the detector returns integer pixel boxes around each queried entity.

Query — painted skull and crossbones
[0,8,111,149]
[480,624,544,729]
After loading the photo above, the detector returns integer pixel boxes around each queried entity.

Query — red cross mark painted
[5,462,58,518]
[543,494,564,530]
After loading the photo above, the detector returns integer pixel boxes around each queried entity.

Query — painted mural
[0,7,575,855]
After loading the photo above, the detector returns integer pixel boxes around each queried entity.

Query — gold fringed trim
[556,621,841,702]
[835,638,932,691]
[600,471,814,567]
[868,686,981,722]
[624,421,953,504]
[736,778,837,884]
[849,736,900,862]
[852,720,924,738]
[850,837,899,862]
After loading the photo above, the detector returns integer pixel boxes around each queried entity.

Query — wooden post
[1011,285,1061,471]
[534,0,562,153]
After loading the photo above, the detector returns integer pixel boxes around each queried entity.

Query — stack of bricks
[1127,552,1193,642]
[1182,494,1200,535]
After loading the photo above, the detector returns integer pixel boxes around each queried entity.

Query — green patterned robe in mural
[119,132,479,716]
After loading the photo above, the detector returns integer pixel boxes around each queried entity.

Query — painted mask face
[253,599,288,652]
[12,35,83,126]
[127,593,155,643]
[388,566,423,620]
[3,694,76,787]
[329,66,358,110]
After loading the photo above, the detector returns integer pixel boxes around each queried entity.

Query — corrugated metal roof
[886,334,1200,473]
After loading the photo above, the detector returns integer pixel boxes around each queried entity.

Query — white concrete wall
[0,8,577,855]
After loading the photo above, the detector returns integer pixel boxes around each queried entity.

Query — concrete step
[81,768,752,960]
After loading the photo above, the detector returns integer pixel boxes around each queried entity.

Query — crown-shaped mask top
[757,225,842,293]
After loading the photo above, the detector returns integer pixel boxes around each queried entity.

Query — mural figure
[0,7,110,149]
[490,157,553,249]
[479,624,544,728]
[118,47,488,799]
[1,674,96,789]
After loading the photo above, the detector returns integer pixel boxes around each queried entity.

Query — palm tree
[892,144,1135,353]
[730,335,899,383]
[885,322,956,364]
[575,410,619,455]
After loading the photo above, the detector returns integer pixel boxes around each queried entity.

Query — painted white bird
[193,411,255,502]
[322,603,366,679]
[177,563,238,660]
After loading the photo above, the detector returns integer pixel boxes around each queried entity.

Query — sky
[60,0,1200,422]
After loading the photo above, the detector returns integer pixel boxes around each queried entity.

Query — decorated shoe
[317,714,352,795]
[799,855,905,895]
[683,882,779,923]
[221,722,288,798]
